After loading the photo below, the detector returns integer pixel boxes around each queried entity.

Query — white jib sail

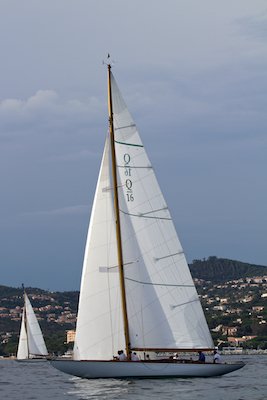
[110,72,213,350]
[24,293,48,356]
[73,138,125,360]
[17,308,29,359]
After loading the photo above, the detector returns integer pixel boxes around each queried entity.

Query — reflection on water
[68,378,131,399]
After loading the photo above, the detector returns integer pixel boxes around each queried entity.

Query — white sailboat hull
[50,360,245,379]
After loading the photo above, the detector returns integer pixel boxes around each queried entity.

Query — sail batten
[125,277,195,288]
[114,124,136,131]
[120,211,172,221]
[115,140,143,147]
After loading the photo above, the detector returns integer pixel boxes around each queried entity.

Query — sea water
[0,355,266,400]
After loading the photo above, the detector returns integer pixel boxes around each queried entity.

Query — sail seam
[125,277,194,288]
[99,260,138,272]
[117,165,152,169]
[154,251,184,261]
[114,123,136,131]
[170,298,200,309]
[139,207,168,216]
[115,140,143,147]
[120,209,171,220]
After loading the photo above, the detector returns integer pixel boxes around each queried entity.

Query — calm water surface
[0,355,266,400]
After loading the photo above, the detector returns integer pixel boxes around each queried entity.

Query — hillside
[0,257,266,299]
[0,256,267,354]
[189,256,267,283]
[0,285,79,309]
[0,286,79,356]
[1,257,266,298]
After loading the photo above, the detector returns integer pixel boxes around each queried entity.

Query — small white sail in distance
[17,292,48,359]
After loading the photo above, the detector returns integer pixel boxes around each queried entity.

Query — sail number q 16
[124,153,134,202]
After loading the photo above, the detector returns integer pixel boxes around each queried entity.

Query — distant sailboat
[51,64,245,378]
[17,290,48,361]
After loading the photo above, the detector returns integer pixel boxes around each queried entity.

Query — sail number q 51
[123,153,134,202]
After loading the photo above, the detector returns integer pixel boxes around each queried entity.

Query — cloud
[21,205,89,218]
[26,90,59,109]
[236,12,267,41]
[48,149,98,162]
[0,90,104,138]
[0,90,58,115]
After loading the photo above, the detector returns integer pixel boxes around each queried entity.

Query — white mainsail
[111,72,213,350]
[17,293,48,359]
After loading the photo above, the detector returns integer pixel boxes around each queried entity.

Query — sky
[0,1,266,291]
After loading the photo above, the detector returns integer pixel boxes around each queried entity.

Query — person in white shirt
[131,352,140,361]
[118,350,127,361]
[213,350,222,363]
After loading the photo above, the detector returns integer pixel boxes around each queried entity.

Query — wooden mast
[107,63,131,359]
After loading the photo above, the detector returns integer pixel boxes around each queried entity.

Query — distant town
[195,275,267,349]
[0,257,266,356]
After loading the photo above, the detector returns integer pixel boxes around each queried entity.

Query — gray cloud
[0,1,266,290]
[21,205,89,218]
[0,90,104,137]
[236,12,267,41]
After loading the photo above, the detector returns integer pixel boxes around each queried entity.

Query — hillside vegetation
[189,256,267,283]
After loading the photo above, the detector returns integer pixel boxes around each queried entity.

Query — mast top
[103,53,114,69]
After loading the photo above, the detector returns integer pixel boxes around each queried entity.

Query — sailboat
[17,289,48,361]
[50,63,245,378]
